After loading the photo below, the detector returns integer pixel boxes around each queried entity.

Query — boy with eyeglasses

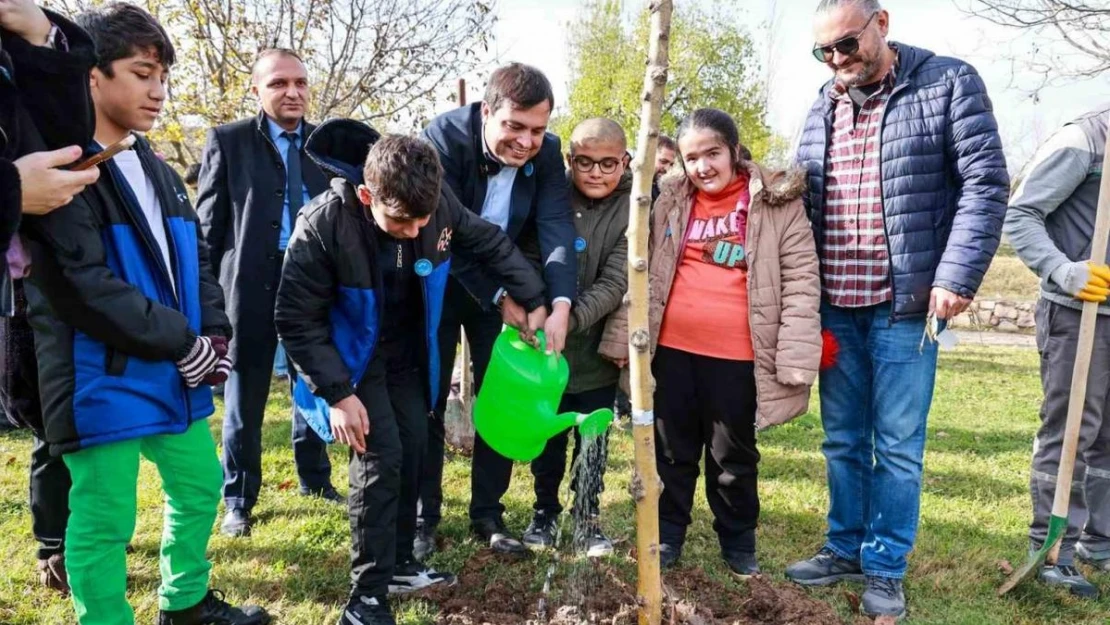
[520,118,630,557]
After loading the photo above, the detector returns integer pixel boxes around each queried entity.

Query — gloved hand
[202,336,232,386]
[1051,261,1110,304]
[175,335,222,388]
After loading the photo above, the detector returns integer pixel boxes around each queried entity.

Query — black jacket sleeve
[23,195,196,362]
[274,202,354,406]
[447,188,545,310]
[532,138,578,302]
[1,9,96,151]
[195,129,231,275]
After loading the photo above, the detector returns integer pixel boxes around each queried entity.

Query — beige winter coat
[599,162,821,428]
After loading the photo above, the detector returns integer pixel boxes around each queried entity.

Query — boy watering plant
[275,123,547,625]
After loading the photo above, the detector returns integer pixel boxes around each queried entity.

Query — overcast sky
[442,0,1107,172]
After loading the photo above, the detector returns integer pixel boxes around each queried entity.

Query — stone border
[947,300,1036,333]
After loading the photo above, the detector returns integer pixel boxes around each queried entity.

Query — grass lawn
[3,345,1110,623]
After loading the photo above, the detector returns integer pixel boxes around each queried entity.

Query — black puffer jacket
[276,120,546,441]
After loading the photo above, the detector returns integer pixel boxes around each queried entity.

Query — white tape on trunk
[632,409,654,426]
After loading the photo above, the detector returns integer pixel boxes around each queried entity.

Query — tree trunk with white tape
[628,3,672,624]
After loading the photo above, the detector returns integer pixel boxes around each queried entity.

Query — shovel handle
[1047,121,1110,563]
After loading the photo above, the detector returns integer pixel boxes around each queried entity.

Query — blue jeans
[819,301,938,579]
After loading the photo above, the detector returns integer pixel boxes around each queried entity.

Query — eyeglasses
[812,12,877,63]
[571,155,621,174]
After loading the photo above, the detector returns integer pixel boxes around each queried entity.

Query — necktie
[282,131,303,227]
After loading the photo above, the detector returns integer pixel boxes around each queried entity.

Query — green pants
[63,420,222,625]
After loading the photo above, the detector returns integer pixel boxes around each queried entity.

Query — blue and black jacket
[23,134,230,455]
[275,120,545,441]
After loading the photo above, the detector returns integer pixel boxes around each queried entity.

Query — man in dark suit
[416,63,577,556]
[196,48,337,538]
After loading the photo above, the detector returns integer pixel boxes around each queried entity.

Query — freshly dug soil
[426,551,846,625]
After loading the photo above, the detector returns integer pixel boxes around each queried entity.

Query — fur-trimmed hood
[657,161,807,208]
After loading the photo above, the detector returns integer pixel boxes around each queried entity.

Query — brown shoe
[38,553,69,595]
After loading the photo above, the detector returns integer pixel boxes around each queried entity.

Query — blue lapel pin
[524,162,534,177]
[575,237,588,252]
[415,259,433,277]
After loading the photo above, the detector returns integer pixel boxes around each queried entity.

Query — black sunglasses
[812,12,877,63]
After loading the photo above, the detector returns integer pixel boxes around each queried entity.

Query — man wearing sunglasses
[788,0,1009,620]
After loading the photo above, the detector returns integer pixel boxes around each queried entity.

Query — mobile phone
[71,134,137,171]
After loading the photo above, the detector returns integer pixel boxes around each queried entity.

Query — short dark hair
[184,163,201,187]
[676,108,751,168]
[78,3,176,77]
[363,135,443,220]
[483,63,555,113]
[657,135,677,152]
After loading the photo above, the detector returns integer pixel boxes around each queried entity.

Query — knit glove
[175,335,222,388]
[1050,261,1110,304]
[203,336,232,386]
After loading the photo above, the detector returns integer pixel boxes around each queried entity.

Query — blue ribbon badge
[415,258,433,277]
[574,237,588,253]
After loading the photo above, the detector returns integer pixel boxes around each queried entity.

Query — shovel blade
[998,514,1068,596]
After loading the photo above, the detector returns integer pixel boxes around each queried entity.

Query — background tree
[47,0,496,168]
[961,0,1109,95]
[555,0,778,162]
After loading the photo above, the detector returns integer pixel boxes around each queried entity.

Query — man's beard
[841,53,881,88]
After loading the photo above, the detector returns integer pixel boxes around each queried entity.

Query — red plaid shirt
[821,59,898,308]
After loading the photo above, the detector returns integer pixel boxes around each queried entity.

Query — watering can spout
[472,328,615,462]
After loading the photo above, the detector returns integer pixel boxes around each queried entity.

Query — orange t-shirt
[658,174,755,361]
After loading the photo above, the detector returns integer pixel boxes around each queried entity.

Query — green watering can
[472,327,613,462]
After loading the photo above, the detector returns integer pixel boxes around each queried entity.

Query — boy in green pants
[22,4,268,624]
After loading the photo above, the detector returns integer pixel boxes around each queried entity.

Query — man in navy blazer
[417,63,577,555]
[196,49,338,538]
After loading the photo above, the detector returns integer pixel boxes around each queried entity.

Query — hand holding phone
[15,146,100,215]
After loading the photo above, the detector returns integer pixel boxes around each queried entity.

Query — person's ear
[356,185,373,206]
[876,10,890,37]
[480,101,491,121]
[566,153,573,168]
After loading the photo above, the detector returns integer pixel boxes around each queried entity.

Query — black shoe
[723,550,760,577]
[659,543,682,569]
[37,553,69,595]
[413,524,437,562]
[220,509,252,538]
[388,559,457,594]
[471,517,527,555]
[522,511,559,550]
[301,486,345,505]
[785,547,864,586]
[337,595,395,625]
[1039,563,1100,598]
[861,576,906,620]
[158,589,270,625]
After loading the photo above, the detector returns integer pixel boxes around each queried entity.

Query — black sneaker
[220,509,252,538]
[157,589,270,625]
[723,550,760,577]
[784,547,864,586]
[337,595,395,625]
[301,486,345,505]
[471,517,527,555]
[523,511,559,550]
[1039,563,1099,598]
[659,543,682,569]
[861,576,906,621]
[388,560,457,594]
[413,524,437,562]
